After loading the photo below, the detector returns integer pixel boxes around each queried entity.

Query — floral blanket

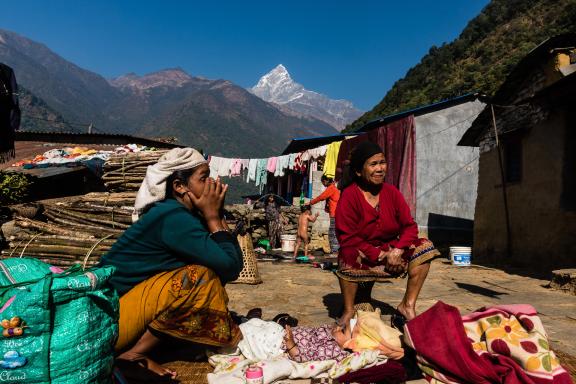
[206,348,383,384]
[403,301,573,384]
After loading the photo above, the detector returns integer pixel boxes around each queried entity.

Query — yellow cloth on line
[323,141,342,179]
[116,265,241,352]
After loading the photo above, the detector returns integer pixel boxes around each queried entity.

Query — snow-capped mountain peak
[250,64,362,131]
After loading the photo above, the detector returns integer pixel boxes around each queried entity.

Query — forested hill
[346,0,576,132]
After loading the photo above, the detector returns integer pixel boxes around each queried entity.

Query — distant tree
[345,0,576,132]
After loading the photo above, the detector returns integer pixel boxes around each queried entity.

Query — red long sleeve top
[310,183,340,218]
[335,183,418,265]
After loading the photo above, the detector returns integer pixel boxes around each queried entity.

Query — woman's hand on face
[215,177,227,211]
[187,177,228,220]
[386,248,405,274]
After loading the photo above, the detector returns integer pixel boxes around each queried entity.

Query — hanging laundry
[209,156,223,179]
[247,158,258,182]
[0,63,21,162]
[266,157,278,173]
[230,159,242,177]
[255,158,268,187]
[294,153,304,172]
[323,141,342,179]
[310,160,318,172]
[274,155,290,177]
[209,156,232,178]
[308,144,327,159]
[288,153,296,170]
[219,157,233,177]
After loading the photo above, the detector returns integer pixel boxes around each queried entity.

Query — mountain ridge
[0,29,337,156]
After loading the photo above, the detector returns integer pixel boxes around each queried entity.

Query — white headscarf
[133,147,207,220]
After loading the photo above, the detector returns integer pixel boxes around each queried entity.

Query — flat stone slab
[551,269,576,295]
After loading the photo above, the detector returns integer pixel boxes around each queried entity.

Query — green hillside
[18,87,71,132]
[346,0,576,131]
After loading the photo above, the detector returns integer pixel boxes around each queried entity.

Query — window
[504,137,522,183]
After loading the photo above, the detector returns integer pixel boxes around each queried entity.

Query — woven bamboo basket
[231,233,262,285]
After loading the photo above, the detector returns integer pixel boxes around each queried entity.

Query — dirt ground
[227,257,576,357]
[156,256,576,383]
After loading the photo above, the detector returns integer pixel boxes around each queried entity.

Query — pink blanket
[403,301,573,384]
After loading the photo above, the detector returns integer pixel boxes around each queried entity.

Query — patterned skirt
[335,238,440,282]
[116,265,241,351]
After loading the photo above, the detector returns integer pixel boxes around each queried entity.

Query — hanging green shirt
[99,198,243,296]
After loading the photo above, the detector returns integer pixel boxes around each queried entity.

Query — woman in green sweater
[100,147,243,379]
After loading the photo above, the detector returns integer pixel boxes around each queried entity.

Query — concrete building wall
[415,100,485,242]
[309,170,331,235]
[474,109,576,269]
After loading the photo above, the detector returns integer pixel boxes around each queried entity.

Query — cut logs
[2,192,137,268]
[102,150,169,192]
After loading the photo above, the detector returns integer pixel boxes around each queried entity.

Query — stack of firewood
[102,150,168,192]
[2,192,137,268]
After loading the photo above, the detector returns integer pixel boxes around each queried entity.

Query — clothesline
[208,142,342,188]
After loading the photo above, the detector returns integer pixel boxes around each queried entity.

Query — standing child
[294,205,319,258]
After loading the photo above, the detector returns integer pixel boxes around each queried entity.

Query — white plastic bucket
[450,246,472,266]
[281,235,297,252]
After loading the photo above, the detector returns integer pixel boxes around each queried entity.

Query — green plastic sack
[0,258,119,383]
[257,239,270,250]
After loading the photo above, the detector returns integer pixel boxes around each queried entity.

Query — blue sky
[1,0,489,110]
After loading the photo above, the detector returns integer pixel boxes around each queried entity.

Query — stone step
[550,269,576,295]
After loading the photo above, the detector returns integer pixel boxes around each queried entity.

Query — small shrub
[0,172,34,206]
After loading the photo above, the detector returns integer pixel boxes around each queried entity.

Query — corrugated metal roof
[15,131,183,149]
[281,133,364,155]
[355,93,480,133]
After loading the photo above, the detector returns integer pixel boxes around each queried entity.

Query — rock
[550,269,576,295]
[225,203,329,250]
[1,221,21,239]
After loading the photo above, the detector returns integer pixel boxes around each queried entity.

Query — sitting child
[294,205,319,258]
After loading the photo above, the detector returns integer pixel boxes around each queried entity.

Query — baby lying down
[281,309,404,363]
[283,323,351,362]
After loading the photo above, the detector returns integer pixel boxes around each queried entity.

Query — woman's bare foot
[117,351,177,379]
[337,309,355,327]
[396,302,417,321]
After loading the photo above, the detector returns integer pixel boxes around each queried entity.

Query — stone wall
[225,203,330,252]
[414,100,484,244]
[473,108,576,269]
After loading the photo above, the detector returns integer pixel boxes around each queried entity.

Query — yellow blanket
[343,308,405,360]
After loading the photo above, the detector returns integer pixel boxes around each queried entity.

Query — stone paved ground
[227,258,576,357]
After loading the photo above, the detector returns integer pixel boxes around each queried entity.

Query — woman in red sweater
[335,141,439,328]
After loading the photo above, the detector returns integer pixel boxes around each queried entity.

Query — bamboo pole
[43,212,123,235]
[44,206,130,229]
[14,217,95,239]
[490,104,512,259]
